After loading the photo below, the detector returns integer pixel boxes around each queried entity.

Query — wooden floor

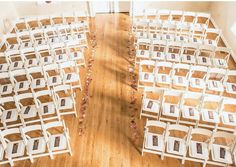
[6,13,236,167]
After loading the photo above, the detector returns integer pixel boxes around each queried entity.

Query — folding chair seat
[62,13,76,25]
[43,63,62,87]
[155,62,173,87]
[59,61,82,90]
[138,60,155,89]
[165,41,182,63]
[161,90,182,120]
[181,92,202,122]
[169,10,184,25]
[166,124,190,159]
[150,39,166,61]
[172,63,190,89]
[200,95,222,126]
[27,66,46,90]
[52,85,77,117]
[25,17,41,30]
[142,120,167,156]
[224,70,236,95]
[188,128,212,163]
[38,16,53,29]
[10,69,30,93]
[20,124,47,160]
[206,68,226,93]
[0,72,13,96]
[12,18,28,33]
[50,14,63,25]
[42,120,72,156]
[210,131,235,165]
[180,43,198,64]
[140,88,163,119]
[182,11,197,26]
[212,47,230,69]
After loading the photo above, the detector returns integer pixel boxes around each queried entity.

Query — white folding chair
[180,43,198,64]
[0,96,21,129]
[189,65,208,92]
[62,12,76,25]
[210,131,235,166]
[34,90,60,121]
[0,53,10,73]
[4,33,20,51]
[204,28,221,47]
[25,16,41,30]
[165,41,182,63]
[42,121,72,158]
[166,124,190,164]
[9,69,30,94]
[51,42,68,63]
[135,38,151,66]
[20,124,48,162]
[66,47,86,67]
[138,60,156,89]
[155,61,173,88]
[161,23,177,41]
[188,128,212,166]
[181,92,202,124]
[26,66,46,90]
[205,68,226,94]
[142,120,167,159]
[20,47,39,68]
[0,128,26,166]
[14,93,39,125]
[38,15,52,29]
[12,18,28,33]
[219,98,236,129]
[224,70,236,95]
[172,63,190,90]
[195,13,210,30]
[212,47,230,69]
[140,88,163,119]
[5,50,24,71]
[36,45,54,66]
[30,29,47,46]
[182,11,197,25]
[43,63,62,88]
[44,27,61,44]
[150,39,167,61]
[59,61,82,90]
[17,31,33,49]
[196,45,215,67]
[200,95,222,128]
[0,72,13,96]
[52,85,77,117]
[160,90,182,122]
[50,14,63,25]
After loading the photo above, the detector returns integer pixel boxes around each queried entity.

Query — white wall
[131,1,211,15]
[210,2,236,60]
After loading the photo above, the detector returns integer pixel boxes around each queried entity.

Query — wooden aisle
[7,13,236,167]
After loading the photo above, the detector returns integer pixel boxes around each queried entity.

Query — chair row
[133,9,211,30]
[2,24,88,51]
[140,88,236,132]
[11,11,89,33]
[0,84,77,129]
[139,61,236,95]
[0,60,82,96]
[0,43,86,72]
[135,39,230,68]
[0,120,72,166]
[142,120,236,167]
